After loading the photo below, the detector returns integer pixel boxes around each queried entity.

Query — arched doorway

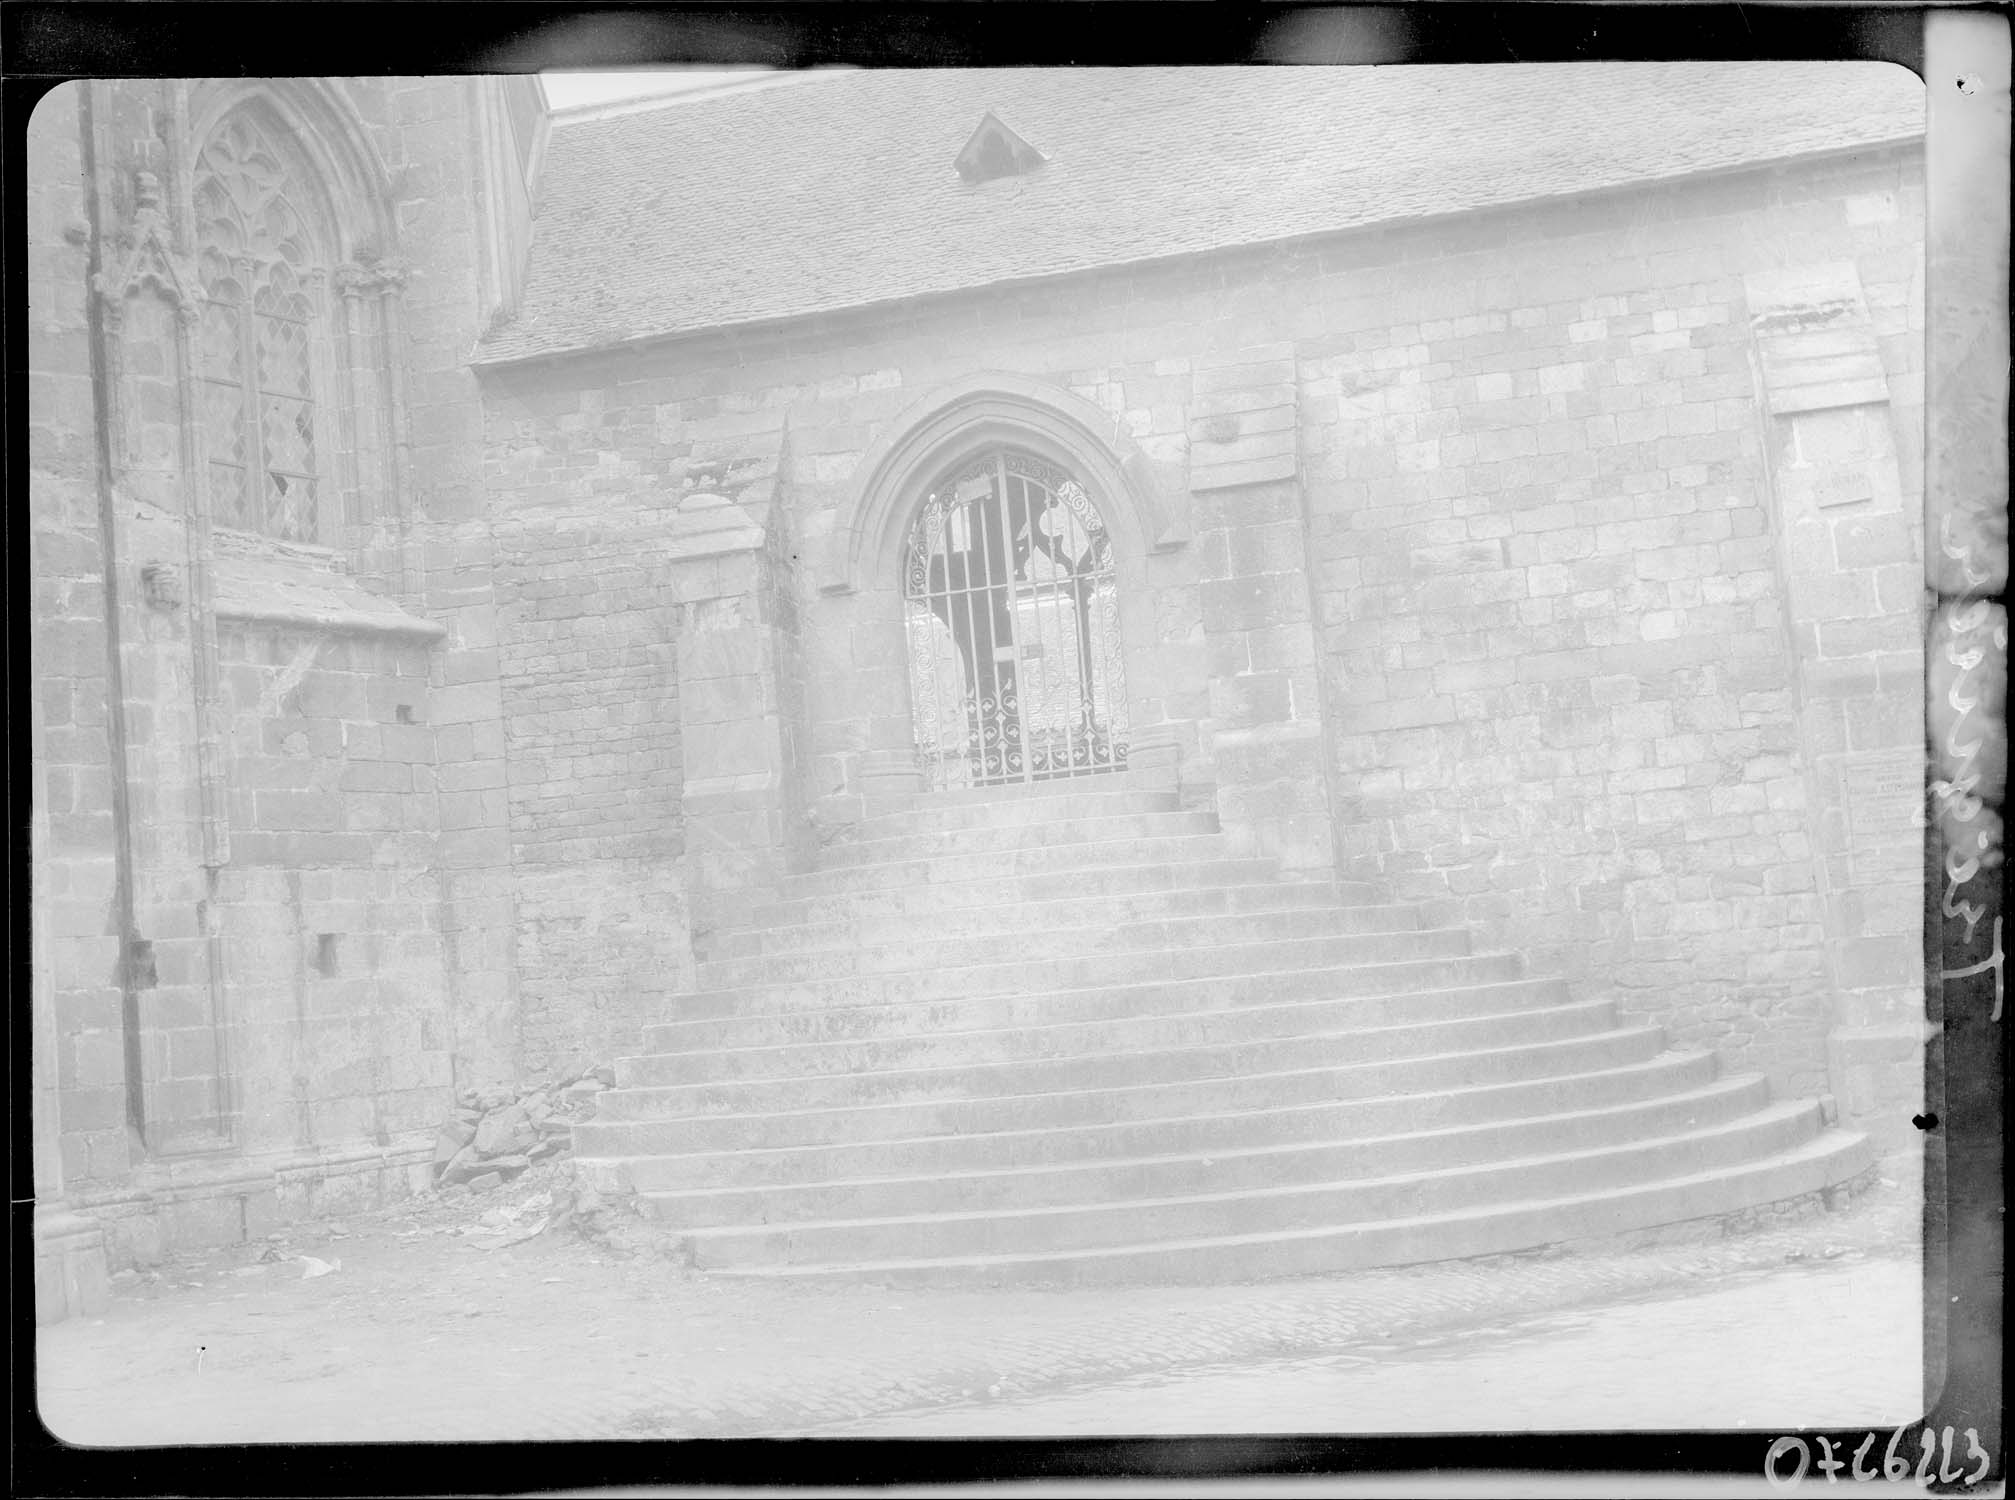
[902,447,1130,789]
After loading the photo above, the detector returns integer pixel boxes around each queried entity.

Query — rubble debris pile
[432,1059,617,1195]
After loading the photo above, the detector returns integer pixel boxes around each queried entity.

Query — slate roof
[476,63,1925,365]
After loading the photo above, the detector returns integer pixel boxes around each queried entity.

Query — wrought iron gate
[902,448,1129,790]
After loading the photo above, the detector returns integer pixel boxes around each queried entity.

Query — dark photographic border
[7,4,2002,1495]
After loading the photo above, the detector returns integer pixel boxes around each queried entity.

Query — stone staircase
[574,776,1873,1286]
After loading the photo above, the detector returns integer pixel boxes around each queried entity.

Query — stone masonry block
[1200,573,1309,634]
[1190,453,1299,493]
[1207,673,1294,727]
[1193,479,1303,530]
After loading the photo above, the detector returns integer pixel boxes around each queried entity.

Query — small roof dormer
[955,111,1046,185]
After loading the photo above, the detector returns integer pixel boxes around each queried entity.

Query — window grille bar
[987,453,1020,784]
[903,447,1129,792]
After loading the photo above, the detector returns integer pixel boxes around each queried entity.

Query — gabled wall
[474,137,1925,1127]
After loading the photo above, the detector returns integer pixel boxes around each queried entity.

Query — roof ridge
[484,63,1925,364]
[547,68,852,127]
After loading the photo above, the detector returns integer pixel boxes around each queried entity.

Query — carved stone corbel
[332,256,411,296]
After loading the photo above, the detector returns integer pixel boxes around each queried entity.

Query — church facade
[30,66,1929,1314]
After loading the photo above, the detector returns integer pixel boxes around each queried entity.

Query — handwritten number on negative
[1766,1428,1992,1489]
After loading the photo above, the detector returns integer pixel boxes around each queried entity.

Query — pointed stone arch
[823,371,1187,596]
[184,80,399,266]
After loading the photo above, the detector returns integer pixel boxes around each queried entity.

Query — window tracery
[193,114,323,543]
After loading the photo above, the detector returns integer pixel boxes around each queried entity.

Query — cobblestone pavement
[803,1256,1922,1437]
[37,1171,1923,1446]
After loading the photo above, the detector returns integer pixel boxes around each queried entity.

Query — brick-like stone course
[1300,153,1925,1102]
[212,621,454,1153]
[491,503,689,1078]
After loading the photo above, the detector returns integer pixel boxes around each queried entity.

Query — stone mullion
[297,267,336,546]
[335,279,373,530]
[375,274,419,598]
[174,295,232,874]
[377,278,414,521]
[234,254,263,534]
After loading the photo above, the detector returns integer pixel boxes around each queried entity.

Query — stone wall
[28,83,129,1207]
[492,503,688,1077]
[344,76,525,1094]
[1299,151,1925,1104]
[475,139,1924,1110]
[210,618,453,1157]
[1744,249,1927,1137]
[475,319,1217,841]
[27,77,536,1282]
[33,71,1929,1312]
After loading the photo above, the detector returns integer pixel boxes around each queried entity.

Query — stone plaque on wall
[1836,747,1927,886]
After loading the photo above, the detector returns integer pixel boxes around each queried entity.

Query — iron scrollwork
[902,448,1130,790]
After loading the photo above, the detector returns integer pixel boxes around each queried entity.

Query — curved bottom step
[706,1129,1875,1288]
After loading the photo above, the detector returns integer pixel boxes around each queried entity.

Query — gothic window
[193,114,323,543]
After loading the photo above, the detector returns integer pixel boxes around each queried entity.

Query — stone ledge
[666,490,767,563]
[212,550,446,641]
[213,601,447,641]
[63,1134,437,1275]
[1188,452,1299,492]
[34,1207,110,1327]
[1551,1160,1888,1259]
[1209,717,1325,751]
[69,1135,436,1203]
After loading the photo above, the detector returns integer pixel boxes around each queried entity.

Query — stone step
[761,850,1281,907]
[647,971,1567,1058]
[815,809,1222,869]
[703,898,1424,963]
[785,838,1257,895]
[708,1129,1875,1286]
[671,1101,1829,1270]
[679,946,1522,1018]
[847,786,1186,837]
[780,833,1246,894]
[628,983,1587,1088]
[606,999,1624,1113]
[884,768,1181,808]
[739,877,1365,937]
[695,923,1473,992]
[575,1025,1668,1157]
[609,1050,1725,1193]
[638,1074,1774,1228]
[574,728,1873,1284]
[671,954,1529,1031]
